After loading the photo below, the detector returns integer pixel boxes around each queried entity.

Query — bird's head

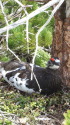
[47,57,60,70]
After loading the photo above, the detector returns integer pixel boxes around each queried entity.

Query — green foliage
[0,119,12,125]
[0,10,5,28]
[26,1,38,13]
[63,110,70,125]
[0,0,54,62]
[0,89,46,124]
[35,48,50,67]
[4,0,18,14]
[0,86,70,125]
[39,28,53,47]
[0,55,10,62]
[9,26,26,49]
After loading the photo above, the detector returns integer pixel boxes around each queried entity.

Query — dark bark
[62,18,70,86]
[52,1,70,86]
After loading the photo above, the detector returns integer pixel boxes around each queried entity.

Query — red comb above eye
[50,58,55,61]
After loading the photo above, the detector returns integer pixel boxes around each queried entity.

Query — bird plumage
[0,58,62,95]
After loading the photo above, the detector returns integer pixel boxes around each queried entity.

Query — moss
[0,86,70,125]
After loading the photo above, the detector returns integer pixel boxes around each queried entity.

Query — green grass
[0,83,70,125]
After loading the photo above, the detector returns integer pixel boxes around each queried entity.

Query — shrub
[63,110,70,125]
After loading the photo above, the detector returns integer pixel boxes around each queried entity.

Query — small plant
[0,56,10,62]
[63,110,70,125]
[35,48,50,67]
[0,119,12,125]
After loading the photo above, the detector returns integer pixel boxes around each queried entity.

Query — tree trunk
[52,1,70,86]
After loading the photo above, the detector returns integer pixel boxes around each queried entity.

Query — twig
[14,0,32,9]
[0,110,21,124]
[0,0,60,34]
[38,46,51,53]
[26,20,30,54]
[14,0,28,15]
[35,113,62,125]
[33,72,42,92]
[46,113,62,125]
[0,0,21,62]
[14,0,30,54]
[0,0,9,50]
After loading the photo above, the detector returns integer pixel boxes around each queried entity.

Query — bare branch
[0,0,60,34]
[33,72,42,92]
[38,46,51,53]
[0,110,21,124]
[0,0,9,50]
[26,20,30,54]
[14,0,28,15]
[0,0,21,62]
